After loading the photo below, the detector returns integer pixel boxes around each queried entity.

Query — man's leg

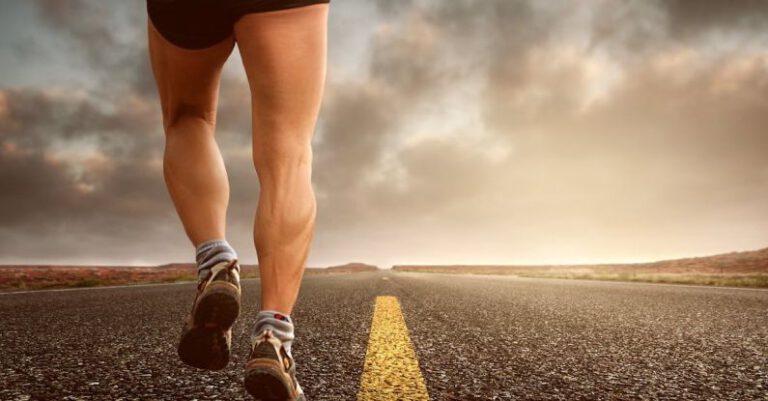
[234,3,328,316]
[148,19,243,371]
[147,18,235,248]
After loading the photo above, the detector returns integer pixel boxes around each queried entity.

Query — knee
[252,136,313,172]
[162,101,217,131]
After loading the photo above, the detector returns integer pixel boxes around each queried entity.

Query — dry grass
[513,272,768,288]
[0,262,379,292]
[393,247,768,288]
[0,266,195,291]
[394,268,768,288]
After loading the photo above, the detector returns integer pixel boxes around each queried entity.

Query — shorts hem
[230,0,331,21]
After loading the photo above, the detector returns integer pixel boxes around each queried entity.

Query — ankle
[196,239,238,280]
[254,309,295,354]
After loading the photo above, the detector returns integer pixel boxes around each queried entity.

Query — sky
[0,0,767,268]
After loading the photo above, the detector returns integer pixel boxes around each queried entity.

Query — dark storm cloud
[0,0,260,263]
[310,0,549,221]
[315,83,397,194]
[589,0,768,60]
[0,91,177,263]
[311,5,455,226]
[35,0,157,96]
[36,0,117,65]
[0,0,174,262]
[662,0,768,38]
[0,87,169,224]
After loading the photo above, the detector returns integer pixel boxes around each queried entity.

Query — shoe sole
[178,326,231,370]
[244,360,293,400]
[178,281,240,370]
[193,281,241,329]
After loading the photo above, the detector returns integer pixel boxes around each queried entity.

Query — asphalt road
[1,271,766,400]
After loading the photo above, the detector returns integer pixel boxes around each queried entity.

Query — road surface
[1,271,766,400]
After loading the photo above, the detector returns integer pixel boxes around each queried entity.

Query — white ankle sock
[253,310,295,355]
[195,239,238,280]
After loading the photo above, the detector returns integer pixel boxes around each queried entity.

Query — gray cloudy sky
[1,0,767,268]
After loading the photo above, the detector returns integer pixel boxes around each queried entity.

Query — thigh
[232,4,329,145]
[147,17,235,129]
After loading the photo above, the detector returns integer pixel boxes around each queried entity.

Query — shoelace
[198,259,239,290]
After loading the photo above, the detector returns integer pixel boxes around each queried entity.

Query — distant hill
[322,262,380,273]
[392,247,768,274]
[157,262,380,273]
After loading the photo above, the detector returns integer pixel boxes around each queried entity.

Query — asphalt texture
[1,271,766,400]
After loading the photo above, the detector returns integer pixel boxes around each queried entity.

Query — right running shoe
[177,258,241,371]
[244,328,306,401]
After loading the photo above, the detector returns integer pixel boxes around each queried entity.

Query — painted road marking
[357,295,430,401]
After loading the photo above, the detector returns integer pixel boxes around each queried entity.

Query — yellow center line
[357,295,431,401]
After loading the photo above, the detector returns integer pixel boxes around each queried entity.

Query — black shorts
[147,0,330,50]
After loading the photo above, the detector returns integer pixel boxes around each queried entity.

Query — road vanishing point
[1,271,767,400]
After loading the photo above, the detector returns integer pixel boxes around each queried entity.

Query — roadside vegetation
[395,267,768,288]
[0,262,378,292]
[393,247,768,288]
[512,272,768,288]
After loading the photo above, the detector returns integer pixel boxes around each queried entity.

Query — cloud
[662,0,768,38]
[0,85,176,260]
[0,0,766,266]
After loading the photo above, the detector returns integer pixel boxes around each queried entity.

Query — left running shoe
[178,259,241,370]
[244,328,306,401]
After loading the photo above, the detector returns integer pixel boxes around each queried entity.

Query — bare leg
[147,19,235,247]
[234,4,328,315]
